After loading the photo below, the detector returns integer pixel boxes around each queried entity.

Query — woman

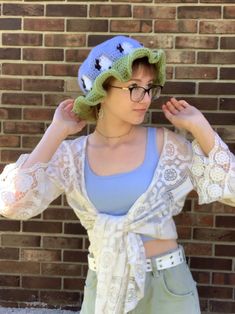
[0,36,234,314]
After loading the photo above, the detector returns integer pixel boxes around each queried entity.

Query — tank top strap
[144,127,159,164]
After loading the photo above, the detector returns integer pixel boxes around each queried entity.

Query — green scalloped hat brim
[73,47,166,120]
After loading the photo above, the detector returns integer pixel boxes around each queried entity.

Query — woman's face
[101,65,156,125]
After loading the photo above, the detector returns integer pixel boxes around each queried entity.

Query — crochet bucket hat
[73,35,166,122]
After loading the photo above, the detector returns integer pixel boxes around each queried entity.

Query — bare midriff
[144,238,178,258]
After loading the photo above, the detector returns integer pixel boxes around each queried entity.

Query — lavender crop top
[85,127,159,242]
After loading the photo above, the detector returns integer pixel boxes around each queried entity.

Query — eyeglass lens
[131,86,161,102]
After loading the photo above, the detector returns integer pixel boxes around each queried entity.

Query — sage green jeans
[81,256,201,314]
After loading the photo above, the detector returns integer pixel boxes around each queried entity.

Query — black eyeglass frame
[109,84,163,102]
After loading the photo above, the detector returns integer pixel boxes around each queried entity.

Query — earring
[98,107,104,120]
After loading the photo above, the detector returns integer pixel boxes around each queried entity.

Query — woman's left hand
[162,98,208,133]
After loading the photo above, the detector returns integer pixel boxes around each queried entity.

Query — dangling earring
[98,107,104,120]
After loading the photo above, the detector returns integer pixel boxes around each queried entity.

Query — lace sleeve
[190,133,235,205]
[0,141,74,220]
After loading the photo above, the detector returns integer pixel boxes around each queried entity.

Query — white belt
[88,246,185,272]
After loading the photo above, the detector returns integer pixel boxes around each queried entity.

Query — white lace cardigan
[0,128,234,314]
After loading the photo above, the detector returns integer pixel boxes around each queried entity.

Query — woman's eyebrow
[128,78,154,83]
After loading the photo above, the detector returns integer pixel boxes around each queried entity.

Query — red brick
[194,202,233,214]
[64,278,85,290]
[1,150,30,163]
[24,79,64,92]
[166,51,195,64]
[22,136,41,148]
[24,18,64,31]
[67,19,108,32]
[0,78,21,90]
[175,213,213,227]
[41,263,82,276]
[224,6,235,18]
[40,290,79,305]
[220,68,235,80]
[155,0,197,2]
[43,237,83,249]
[2,33,42,46]
[44,94,73,107]
[3,4,44,16]
[111,20,152,33]
[216,216,235,228]
[2,63,42,76]
[198,51,235,64]
[213,272,235,285]
[175,36,218,49]
[4,120,44,135]
[43,208,78,220]
[190,257,232,270]
[46,4,87,17]
[180,97,218,110]
[193,228,235,242]
[23,48,63,61]
[0,288,39,302]
[90,4,131,17]
[175,66,217,79]
[63,250,88,263]
[21,249,61,262]
[0,261,40,275]
[0,108,21,120]
[134,6,175,19]
[112,0,151,2]
[199,83,235,96]
[198,285,233,299]
[64,223,87,235]
[217,127,235,141]
[0,48,20,60]
[22,276,61,289]
[0,18,21,30]
[178,6,221,19]
[0,135,20,147]
[66,49,90,62]
[221,37,235,49]
[161,81,196,94]
[0,275,20,287]
[215,245,235,257]
[1,235,41,247]
[201,0,235,2]
[191,271,210,284]
[155,20,197,33]
[88,35,113,46]
[45,34,86,47]
[2,93,42,106]
[23,108,54,121]
[209,301,235,313]
[0,248,19,260]
[220,98,235,110]
[133,35,173,49]
[182,243,213,256]
[45,64,77,77]
[200,21,235,34]
[22,221,62,233]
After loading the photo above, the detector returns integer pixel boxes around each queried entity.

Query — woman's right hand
[51,99,87,137]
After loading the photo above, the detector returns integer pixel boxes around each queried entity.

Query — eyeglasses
[109,84,162,102]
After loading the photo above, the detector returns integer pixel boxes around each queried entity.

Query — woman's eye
[128,84,138,89]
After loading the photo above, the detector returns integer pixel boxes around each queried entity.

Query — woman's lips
[133,108,147,113]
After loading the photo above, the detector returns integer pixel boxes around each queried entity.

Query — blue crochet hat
[73,35,166,122]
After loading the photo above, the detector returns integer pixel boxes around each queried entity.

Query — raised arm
[162,98,235,205]
[22,99,86,168]
[162,97,215,155]
[0,99,86,219]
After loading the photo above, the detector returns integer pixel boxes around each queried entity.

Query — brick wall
[0,0,234,313]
